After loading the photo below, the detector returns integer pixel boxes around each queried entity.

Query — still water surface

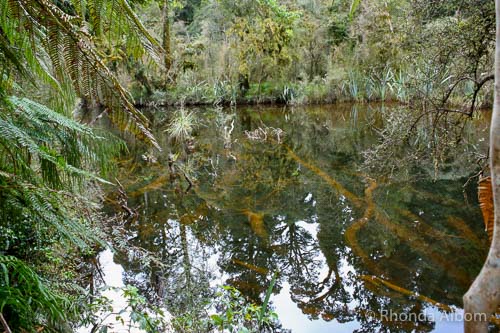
[105,104,490,332]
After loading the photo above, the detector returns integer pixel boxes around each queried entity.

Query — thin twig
[183,172,193,194]
[0,313,12,333]
[469,75,494,115]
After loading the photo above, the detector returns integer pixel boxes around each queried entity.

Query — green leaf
[210,314,224,326]
[349,0,361,20]
[260,271,278,324]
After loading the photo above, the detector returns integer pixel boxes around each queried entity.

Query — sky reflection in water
[105,104,491,333]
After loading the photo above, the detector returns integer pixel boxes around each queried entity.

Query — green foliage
[82,284,169,333]
[0,0,160,148]
[173,284,280,333]
[0,0,161,331]
[227,0,299,85]
[349,0,362,20]
[0,255,71,332]
[165,108,198,142]
[0,94,123,330]
[123,0,494,108]
[0,0,496,331]
[0,95,121,251]
[259,272,278,327]
[123,285,167,332]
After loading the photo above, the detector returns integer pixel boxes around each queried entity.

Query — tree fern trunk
[463,0,500,331]
[163,0,172,84]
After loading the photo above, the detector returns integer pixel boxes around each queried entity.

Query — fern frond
[0,253,78,331]
[116,0,163,62]
[9,96,91,134]
[1,96,116,187]
[2,0,161,149]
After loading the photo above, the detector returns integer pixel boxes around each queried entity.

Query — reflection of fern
[478,176,494,243]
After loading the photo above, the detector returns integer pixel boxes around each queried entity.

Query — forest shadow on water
[103,103,492,333]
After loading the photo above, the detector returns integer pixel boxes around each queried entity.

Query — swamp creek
[102,103,491,333]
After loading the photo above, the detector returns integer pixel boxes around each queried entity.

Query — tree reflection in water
[108,104,490,332]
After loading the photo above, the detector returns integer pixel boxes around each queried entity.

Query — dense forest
[131,0,495,107]
[0,0,498,332]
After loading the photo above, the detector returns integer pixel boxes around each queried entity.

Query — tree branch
[469,74,495,116]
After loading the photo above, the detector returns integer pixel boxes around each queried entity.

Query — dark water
[106,104,491,332]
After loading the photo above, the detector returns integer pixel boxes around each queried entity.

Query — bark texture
[163,0,172,79]
[463,1,500,331]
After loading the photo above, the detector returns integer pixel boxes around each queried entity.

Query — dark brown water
[105,104,491,332]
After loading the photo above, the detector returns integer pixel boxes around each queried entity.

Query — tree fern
[0,0,162,331]
[0,97,115,186]
[0,95,118,239]
[0,254,71,332]
[0,94,122,330]
[0,0,162,148]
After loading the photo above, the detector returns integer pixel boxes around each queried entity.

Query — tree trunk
[163,0,172,84]
[463,0,500,331]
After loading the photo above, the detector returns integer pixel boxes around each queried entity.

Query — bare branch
[0,313,12,333]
